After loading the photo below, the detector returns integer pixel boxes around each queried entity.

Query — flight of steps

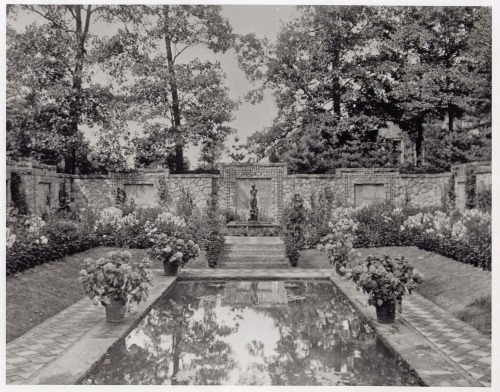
[218,236,289,269]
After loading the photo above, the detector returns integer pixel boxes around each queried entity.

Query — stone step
[224,244,285,250]
[223,249,284,257]
[218,261,289,269]
[221,256,288,264]
[224,236,284,245]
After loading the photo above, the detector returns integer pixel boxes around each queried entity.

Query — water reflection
[84,281,421,386]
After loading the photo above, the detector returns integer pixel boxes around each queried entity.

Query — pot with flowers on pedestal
[79,251,154,323]
[347,255,424,324]
[147,233,200,276]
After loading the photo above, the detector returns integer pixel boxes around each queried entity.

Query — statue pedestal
[226,221,279,237]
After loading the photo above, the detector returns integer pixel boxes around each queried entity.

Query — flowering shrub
[352,203,417,247]
[348,255,424,310]
[402,208,491,270]
[79,251,153,306]
[318,217,359,271]
[147,233,200,267]
[304,188,337,247]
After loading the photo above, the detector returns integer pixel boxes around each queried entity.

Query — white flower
[40,236,48,245]
[175,252,183,260]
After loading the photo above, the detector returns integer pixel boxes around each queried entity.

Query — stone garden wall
[6,160,491,217]
[396,173,451,208]
[6,160,66,215]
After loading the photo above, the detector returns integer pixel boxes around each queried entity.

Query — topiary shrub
[280,194,307,267]
[204,197,225,268]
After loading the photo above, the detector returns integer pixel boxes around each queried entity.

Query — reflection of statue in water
[250,282,259,305]
[249,184,259,221]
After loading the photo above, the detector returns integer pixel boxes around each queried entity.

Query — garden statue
[249,184,259,221]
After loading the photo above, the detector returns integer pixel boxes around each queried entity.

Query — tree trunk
[415,117,425,167]
[66,5,90,174]
[164,6,183,173]
[448,105,454,134]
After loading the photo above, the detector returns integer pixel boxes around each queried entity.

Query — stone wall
[166,174,219,209]
[396,173,450,208]
[6,160,65,215]
[283,175,342,206]
[6,160,491,216]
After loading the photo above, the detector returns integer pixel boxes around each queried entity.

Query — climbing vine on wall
[465,167,477,209]
[10,172,29,215]
[116,187,127,205]
[446,172,456,210]
[158,176,171,206]
[59,181,70,211]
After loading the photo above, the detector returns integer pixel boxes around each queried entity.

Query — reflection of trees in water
[254,282,419,386]
[84,282,420,386]
[85,283,239,385]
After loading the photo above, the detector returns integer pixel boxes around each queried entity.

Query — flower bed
[6,195,225,275]
[281,197,491,271]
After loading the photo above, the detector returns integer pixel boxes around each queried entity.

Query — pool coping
[8,268,485,387]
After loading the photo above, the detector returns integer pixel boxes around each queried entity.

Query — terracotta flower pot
[105,298,127,323]
[163,260,179,276]
[375,301,396,324]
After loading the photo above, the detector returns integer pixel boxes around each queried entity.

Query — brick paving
[401,294,491,387]
[6,298,103,384]
[6,263,491,386]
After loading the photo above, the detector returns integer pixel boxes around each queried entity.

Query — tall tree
[124,5,237,172]
[376,6,491,166]
[236,6,391,172]
[6,5,136,173]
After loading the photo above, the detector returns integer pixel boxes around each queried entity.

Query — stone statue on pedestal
[249,184,259,221]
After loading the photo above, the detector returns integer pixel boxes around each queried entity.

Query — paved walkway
[6,298,103,384]
[403,294,491,386]
[6,267,491,386]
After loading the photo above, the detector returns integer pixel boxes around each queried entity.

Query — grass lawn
[300,246,491,336]
[6,243,490,342]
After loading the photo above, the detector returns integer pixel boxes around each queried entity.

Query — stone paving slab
[6,270,176,385]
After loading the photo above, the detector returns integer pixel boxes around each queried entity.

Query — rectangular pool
[82,280,422,386]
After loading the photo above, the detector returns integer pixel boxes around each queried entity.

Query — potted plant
[148,233,200,276]
[79,251,154,323]
[347,255,424,323]
[319,218,359,276]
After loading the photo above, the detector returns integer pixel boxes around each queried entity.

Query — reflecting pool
[83,280,422,386]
